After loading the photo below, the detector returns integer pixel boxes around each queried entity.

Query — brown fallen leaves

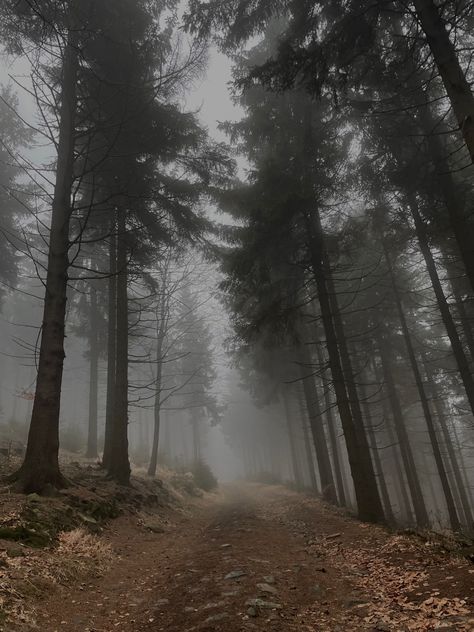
[304,527,473,631]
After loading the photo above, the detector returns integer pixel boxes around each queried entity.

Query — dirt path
[35,484,474,632]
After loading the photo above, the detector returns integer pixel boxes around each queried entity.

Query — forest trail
[37,484,474,632]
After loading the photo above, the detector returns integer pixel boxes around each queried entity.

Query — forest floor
[6,481,474,632]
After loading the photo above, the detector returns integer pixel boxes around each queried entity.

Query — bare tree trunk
[191,410,201,463]
[422,357,474,529]
[358,366,396,525]
[410,200,474,417]
[382,239,461,531]
[148,272,170,477]
[386,420,414,525]
[371,356,414,525]
[299,346,337,502]
[148,398,161,477]
[103,226,117,469]
[297,384,319,493]
[413,0,474,162]
[323,262,385,520]
[452,423,474,510]
[305,210,384,522]
[282,390,304,490]
[378,338,429,527]
[316,344,347,506]
[453,288,474,364]
[445,258,474,363]
[14,27,79,492]
[86,285,99,459]
[107,209,130,485]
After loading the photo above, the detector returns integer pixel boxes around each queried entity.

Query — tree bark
[357,364,396,525]
[323,255,385,520]
[378,338,429,527]
[86,284,99,459]
[14,26,79,492]
[305,210,384,523]
[413,0,474,162]
[298,346,337,502]
[102,226,117,469]
[107,208,130,485]
[371,356,414,525]
[316,343,348,507]
[422,356,474,529]
[148,283,168,477]
[191,409,201,463]
[296,384,319,492]
[282,390,304,490]
[412,78,474,294]
[410,200,474,417]
[382,238,461,531]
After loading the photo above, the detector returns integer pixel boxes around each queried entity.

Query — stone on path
[225,570,246,580]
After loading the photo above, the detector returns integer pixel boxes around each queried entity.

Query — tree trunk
[323,256,385,520]
[107,209,130,485]
[444,258,474,364]
[148,399,161,478]
[382,238,461,531]
[410,200,474,417]
[305,210,384,523]
[422,356,474,529]
[191,410,201,463]
[102,226,117,469]
[298,346,337,502]
[413,0,474,162]
[86,284,99,459]
[297,384,319,493]
[148,291,168,477]
[14,27,79,492]
[378,338,429,527]
[371,356,414,525]
[316,343,348,506]
[357,365,396,525]
[282,390,304,490]
[386,418,414,525]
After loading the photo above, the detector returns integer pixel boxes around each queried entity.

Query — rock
[203,601,227,610]
[256,583,278,596]
[143,519,165,534]
[205,613,228,624]
[221,543,232,548]
[246,598,282,610]
[26,493,42,503]
[263,575,275,584]
[78,513,98,525]
[225,570,246,580]
[247,606,258,618]
[344,594,369,608]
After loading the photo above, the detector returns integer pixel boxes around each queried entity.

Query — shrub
[191,460,218,492]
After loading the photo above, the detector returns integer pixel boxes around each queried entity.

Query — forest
[0,1,474,631]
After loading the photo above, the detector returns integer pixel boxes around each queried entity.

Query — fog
[0,0,473,540]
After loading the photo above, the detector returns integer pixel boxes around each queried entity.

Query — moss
[0,526,50,548]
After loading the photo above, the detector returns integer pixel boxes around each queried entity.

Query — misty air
[0,1,473,631]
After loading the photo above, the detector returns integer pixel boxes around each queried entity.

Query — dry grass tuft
[58,528,112,563]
